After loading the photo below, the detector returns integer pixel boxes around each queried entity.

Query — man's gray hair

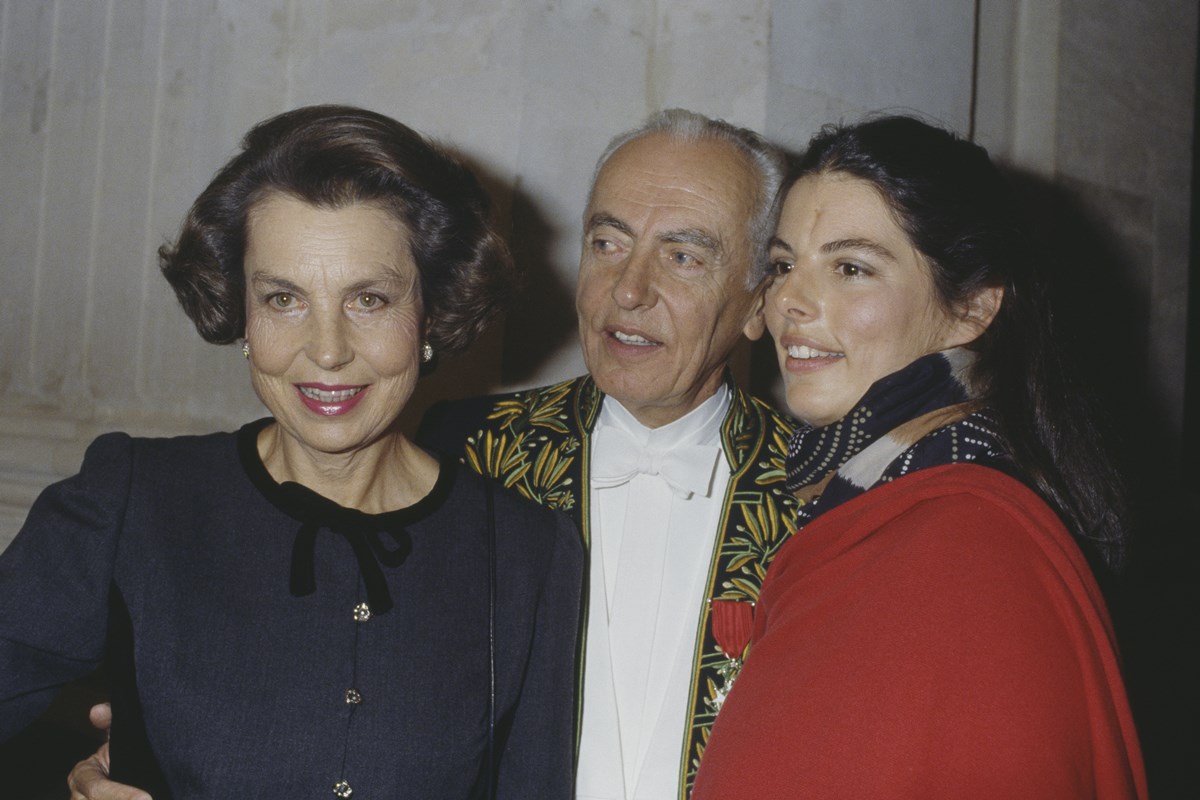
[589,108,787,287]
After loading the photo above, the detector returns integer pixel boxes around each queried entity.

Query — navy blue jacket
[0,420,582,798]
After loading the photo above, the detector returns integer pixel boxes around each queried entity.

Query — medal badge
[707,598,754,711]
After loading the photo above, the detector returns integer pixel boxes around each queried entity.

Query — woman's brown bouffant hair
[160,104,516,359]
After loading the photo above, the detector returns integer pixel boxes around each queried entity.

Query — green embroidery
[681,395,798,797]
[487,380,574,435]
[462,380,584,513]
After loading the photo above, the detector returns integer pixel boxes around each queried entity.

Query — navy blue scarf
[785,350,1009,528]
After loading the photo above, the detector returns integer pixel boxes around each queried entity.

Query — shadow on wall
[1005,167,1199,799]
[396,160,576,436]
[501,179,580,384]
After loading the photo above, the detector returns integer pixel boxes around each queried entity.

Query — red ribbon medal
[708,598,754,710]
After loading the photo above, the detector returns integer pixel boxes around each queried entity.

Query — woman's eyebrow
[342,275,408,295]
[768,236,795,255]
[248,273,405,295]
[248,272,303,291]
[821,237,897,261]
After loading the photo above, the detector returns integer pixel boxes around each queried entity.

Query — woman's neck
[255,423,439,513]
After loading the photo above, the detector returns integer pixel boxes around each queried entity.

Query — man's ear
[743,290,767,341]
[949,285,1004,345]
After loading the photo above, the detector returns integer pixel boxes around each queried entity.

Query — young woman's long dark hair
[790,115,1127,573]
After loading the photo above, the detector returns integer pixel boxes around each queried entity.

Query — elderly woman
[0,105,582,798]
[692,117,1146,798]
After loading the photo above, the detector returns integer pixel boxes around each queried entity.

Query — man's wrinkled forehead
[583,132,758,248]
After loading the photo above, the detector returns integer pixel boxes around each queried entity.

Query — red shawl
[693,464,1146,799]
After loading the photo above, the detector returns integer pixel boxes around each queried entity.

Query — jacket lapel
[676,384,798,796]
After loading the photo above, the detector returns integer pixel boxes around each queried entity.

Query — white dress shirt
[575,385,731,800]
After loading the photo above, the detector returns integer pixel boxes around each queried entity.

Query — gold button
[333,779,353,797]
[345,688,363,705]
[352,603,371,622]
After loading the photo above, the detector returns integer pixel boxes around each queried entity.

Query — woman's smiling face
[242,193,424,457]
[765,173,982,427]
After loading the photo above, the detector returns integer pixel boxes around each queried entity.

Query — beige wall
[1,0,1195,545]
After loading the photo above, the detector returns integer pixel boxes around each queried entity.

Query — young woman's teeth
[614,331,655,346]
[787,345,842,359]
[300,386,362,403]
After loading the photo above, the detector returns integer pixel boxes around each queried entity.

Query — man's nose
[611,251,657,310]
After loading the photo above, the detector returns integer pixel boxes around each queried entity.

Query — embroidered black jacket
[419,374,798,796]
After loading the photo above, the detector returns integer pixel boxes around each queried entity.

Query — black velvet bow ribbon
[279,482,413,615]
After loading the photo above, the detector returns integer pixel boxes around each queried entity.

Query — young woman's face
[242,193,424,457]
[765,173,981,426]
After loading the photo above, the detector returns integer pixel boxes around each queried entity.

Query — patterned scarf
[785,349,1010,527]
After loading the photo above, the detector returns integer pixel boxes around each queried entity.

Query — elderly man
[69,110,798,800]
[421,109,797,799]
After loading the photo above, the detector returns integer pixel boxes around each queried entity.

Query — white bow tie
[591,427,723,499]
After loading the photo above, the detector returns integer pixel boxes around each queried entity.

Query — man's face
[575,132,766,428]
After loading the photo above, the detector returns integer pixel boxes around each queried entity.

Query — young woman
[693,116,1145,799]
